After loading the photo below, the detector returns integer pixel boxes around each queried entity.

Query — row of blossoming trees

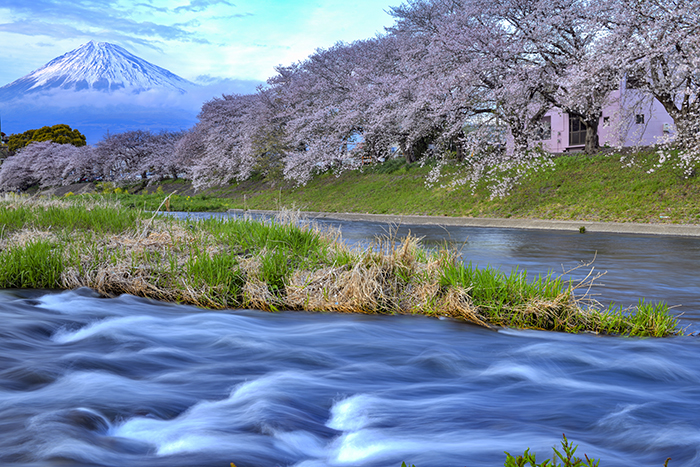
[0,130,185,191]
[1,0,699,193]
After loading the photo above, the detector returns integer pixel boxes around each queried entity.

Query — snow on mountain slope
[0,41,195,100]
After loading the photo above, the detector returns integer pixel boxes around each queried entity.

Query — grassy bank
[79,150,700,224]
[0,194,683,337]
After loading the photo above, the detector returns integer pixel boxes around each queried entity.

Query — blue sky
[0,0,398,86]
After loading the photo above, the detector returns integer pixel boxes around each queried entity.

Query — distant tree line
[0,128,185,191]
[1,0,699,193]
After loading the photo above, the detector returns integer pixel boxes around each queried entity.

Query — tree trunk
[675,119,700,148]
[413,138,429,162]
[584,116,600,155]
[456,142,464,162]
[510,127,529,157]
[398,140,413,163]
[668,109,700,149]
[402,138,427,164]
[451,132,465,161]
[406,145,417,163]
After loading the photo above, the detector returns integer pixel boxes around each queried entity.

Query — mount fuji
[0,42,245,143]
[0,42,261,143]
[0,41,195,100]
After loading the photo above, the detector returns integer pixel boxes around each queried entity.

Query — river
[1,217,699,467]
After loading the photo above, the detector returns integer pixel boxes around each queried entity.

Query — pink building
[536,87,676,153]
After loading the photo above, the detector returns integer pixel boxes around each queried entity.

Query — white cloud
[0,0,396,86]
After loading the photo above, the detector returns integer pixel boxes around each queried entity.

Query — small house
[535,85,675,154]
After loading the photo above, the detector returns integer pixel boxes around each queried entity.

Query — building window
[635,114,645,124]
[569,114,587,146]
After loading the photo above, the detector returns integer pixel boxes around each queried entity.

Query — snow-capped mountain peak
[0,41,194,99]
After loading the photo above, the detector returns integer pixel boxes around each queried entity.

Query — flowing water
[2,219,700,467]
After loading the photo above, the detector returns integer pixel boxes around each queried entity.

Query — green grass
[0,195,684,337]
[80,150,700,224]
[504,434,600,467]
[0,240,64,288]
[1,197,141,233]
[484,150,700,223]
[116,192,234,212]
[183,250,245,308]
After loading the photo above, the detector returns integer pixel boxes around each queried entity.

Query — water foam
[112,371,329,457]
[52,315,160,343]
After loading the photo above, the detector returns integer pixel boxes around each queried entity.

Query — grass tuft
[0,239,64,288]
[0,195,684,337]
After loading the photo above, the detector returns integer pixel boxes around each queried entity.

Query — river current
[1,218,700,467]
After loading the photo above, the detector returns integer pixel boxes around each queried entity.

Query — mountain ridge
[0,41,195,101]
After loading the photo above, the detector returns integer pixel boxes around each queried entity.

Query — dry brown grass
[436,286,490,326]
[2,193,121,210]
[505,293,587,330]
[284,232,491,327]
[1,196,681,336]
[59,217,190,300]
[286,264,387,313]
[1,229,57,250]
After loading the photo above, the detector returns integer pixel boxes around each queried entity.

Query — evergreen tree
[7,124,87,152]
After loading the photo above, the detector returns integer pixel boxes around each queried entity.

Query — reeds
[0,195,684,337]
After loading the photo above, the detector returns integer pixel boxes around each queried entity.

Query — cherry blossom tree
[94,130,153,181]
[138,130,187,182]
[28,141,75,188]
[172,127,207,181]
[361,23,449,163]
[467,0,619,154]
[0,141,96,190]
[93,130,186,183]
[0,150,37,191]
[61,144,101,184]
[248,87,288,181]
[606,0,700,148]
[387,0,567,160]
[187,92,282,189]
[269,38,396,183]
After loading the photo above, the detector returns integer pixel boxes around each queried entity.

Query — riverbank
[0,194,683,337]
[51,150,700,229]
[231,209,700,237]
